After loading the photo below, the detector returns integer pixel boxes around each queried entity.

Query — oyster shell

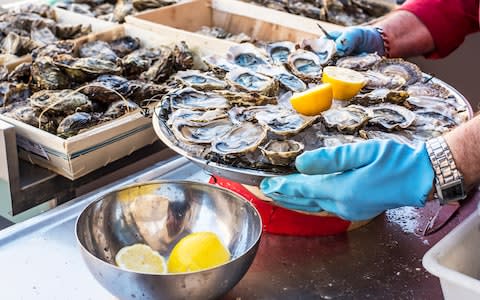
[140,46,175,83]
[359,129,417,147]
[228,105,284,124]
[122,48,162,76]
[109,36,141,57]
[4,105,56,132]
[255,109,317,135]
[202,54,237,77]
[373,58,422,85]
[226,68,278,96]
[57,112,95,138]
[71,57,122,77]
[103,99,139,119]
[301,38,336,65]
[54,23,91,40]
[166,87,229,110]
[406,82,450,98]
[1,32,39,56]
[167,108,227,126]
[211,122,267,155]
[287,49,322,82]
[336,53,382,71]
[174,70,227,90]
[173,41,194,71]
[31,40,75,59]
[260,139,304,166]
[257,65,306,93]
[8,62,31,83]
[29,89,92,115]
[80,75,131,103]
[132,0,177,11]
[31,56,70,90]
[369,104,416,130]
[79,40,118,62]
[0,82,31,106]
[322,105,371,133]
[266,41,296,65]
[227,43,269,71]
[216,90,277,106]
[171,118,233,144]
[362,70,406,90]
[351,89,409,106]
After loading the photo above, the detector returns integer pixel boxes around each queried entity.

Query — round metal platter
[153,75,473,186]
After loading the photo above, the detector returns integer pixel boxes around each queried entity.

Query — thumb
[295,140,383,175]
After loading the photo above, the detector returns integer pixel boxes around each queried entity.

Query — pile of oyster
[0,3,92,63]
[0,35,194,138]
[195,26,254,43]
[157,40,469,173]
[240,0,395,26]
[55,0,179,23]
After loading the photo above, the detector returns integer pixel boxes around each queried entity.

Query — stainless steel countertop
[0,157,477,299]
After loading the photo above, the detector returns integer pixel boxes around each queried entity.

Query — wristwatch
[426,136,467,204]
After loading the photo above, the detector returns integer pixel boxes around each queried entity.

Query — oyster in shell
[257,65,306,93]
[166,87,229,110]
[359,129,417,147]
[167,108,227,126]
[29,89,92,115]
[110,36,141,57]
[31,56,70,90]
[211,122,267,155]
[227,43,269,71]
[79,40,118,62]
[266,41,296,64]
[362,70,406,90]
[4,105,56,132]
[260,139,304,166]
[336,53,382,71]
[301,38,336,65]
[322,105,371,133]
[54,23,91,40]
[174,70,227,90]
[369,104,416,130]
[255,109,317,135]
[373,58,422,85]
[57,112,95,138]
[226,68,278,96]
[31,40,75,59]
[173,41,194,71]
[122,48,163,76]
[287,49,322,82]
[406,82,450,98]
[351,89,409,106]
[171,118,233,144]
[140,46,175,83]
[8,62,31,83]
[70,57,122,77]
[216,90,277,106]
[80,75,131,103]
[203,54,237,77]
[0,82,31,106]
[103,99,139,119]
[228,105,284,124]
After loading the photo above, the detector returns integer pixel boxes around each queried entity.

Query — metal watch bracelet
[426,136,467,204]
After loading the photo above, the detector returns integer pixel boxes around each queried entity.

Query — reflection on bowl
[76,181,262,300]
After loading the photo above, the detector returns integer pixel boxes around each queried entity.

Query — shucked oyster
[266,41,296,65]
[165,87,229,110]
[228,105,284,124]
[301,38,336,65]
[167,108,227,126]
[257,65,306,93]
[255,109,317,135]
[216,90,276,106]
[211,122,267,155]
[227,43,269,71]
[406,82,450,98]
[287,49,322,82]
[336,53,382,71]
[226,68,278,96]
[373,58,422,85]
[322,105,371,133]
[351,89,409,106]
[171,118,233,144]
[202,54,237,77]
[174,70,227,90]
[369,104,416,130]
[260,139,304,166]
[362,70,406,90]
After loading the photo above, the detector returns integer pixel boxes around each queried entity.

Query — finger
[268,195,324,212]
[295,140,382,175]
[334,30,361,56]
[326,30,342,40]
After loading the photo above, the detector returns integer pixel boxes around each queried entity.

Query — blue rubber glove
[260,140,434,221]
[327,27,385,56]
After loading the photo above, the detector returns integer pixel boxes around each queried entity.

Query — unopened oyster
[79,40,118,62]
[57,112,95,138]
[140,46,175,83]
[227,43,269,71]
[301,38,336,65]
[122,48,163,76]
[110,36,141,57]
[362,70,406,90]
[165,88,229,110]
[406,82,450,98]
[54,23,91,40]
[8,63,31,83]
[255,109,316,135]
[260,139,304,166]
[351,89,409,106]
[336,53,382,71]
[31,56,70,90]
[257,65,306,93]
[211,122,267,155]
[71,57,122,77]
[266,41,296,64]
[174,70,227,90]
[373,58,422,85]
[4,105,56,132]
[171,118,233,144]
[31,40,75,59]
[226,68,278,96]
[0,82,30,106]
[29,89,92,115]
[369,104,416,130]
[322,105,371,133]
[80,75,131,103]
[287,49,322,82]
[173,41,194,70]
[103,99,139,119]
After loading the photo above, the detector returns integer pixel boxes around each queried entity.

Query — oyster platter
[153,39,471,185]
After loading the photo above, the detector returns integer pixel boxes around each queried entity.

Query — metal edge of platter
[152,75,474,186]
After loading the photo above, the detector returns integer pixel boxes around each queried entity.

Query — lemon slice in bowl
[322,66,366,100]
[115,243,167,274]
[168,232,231,273]
[290,83,333,116]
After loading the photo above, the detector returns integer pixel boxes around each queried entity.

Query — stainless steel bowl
[76,181,262,300]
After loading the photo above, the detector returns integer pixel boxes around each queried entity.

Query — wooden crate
[1,24,228,180]
[127,0,343,44]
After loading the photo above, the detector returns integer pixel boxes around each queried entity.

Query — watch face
[439,180,466,203]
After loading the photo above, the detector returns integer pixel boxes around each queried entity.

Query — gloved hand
[260,140,434,221]
[327,27,385,56]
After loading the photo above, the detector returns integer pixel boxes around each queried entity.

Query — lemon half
[290,83,333,116]
[115,243,167,274]
[322,66,366,100]
[167,232,231,273]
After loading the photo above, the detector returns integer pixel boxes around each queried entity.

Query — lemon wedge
[290,83,333,116]
[115,243,167,274]
[322,66,366,100]
[167,232,231,273]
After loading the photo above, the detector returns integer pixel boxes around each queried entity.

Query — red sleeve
[398,0,479,58]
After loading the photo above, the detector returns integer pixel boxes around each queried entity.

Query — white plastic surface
[423,211,480,299]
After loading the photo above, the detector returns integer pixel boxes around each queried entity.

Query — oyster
[140,46,175,83]
[171,118,233,144]
[173,41,194,71]
[228,105,284,124]
[71,57,122,77]
[0,66,8,82]
[80,75,131,103]
[211,122,267,155]
[406,82,450,98]
[203,54,237,77]
[301,38,336,65]
[373,58,422,85]
[359,129,417,147]
[319,133,366,148]
[31,56,70,90]
[31,40,75,59]
[126,81,167,102]
[110,36,141,57]
[369,104,416,130]
[57,112,95,138]
[122,48,163,76]
[255,109,317,135]
[79,40,118,62]
[266,41,296,65]
[1,32,39,56]
[351,89,409,106]
[322,105,371,133]
[132,0,177,11]
[4,105,56,132]
[226,68,278,96]
[217,90,276,106]
[167,108,227,126]
[8,62,31,83]
[166,87,229,110]
[257,65,306,93]
[54,23,91,40]
[0,82,31,106]
[287,49,322,82]
[103,99,139,118]
[29,89,92,115]
[260,139,304,166]
[362,70,406,90]
[227,43,269,71]
[173,70,227,90]
[31,21,57,46]
[336,53,382,71]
